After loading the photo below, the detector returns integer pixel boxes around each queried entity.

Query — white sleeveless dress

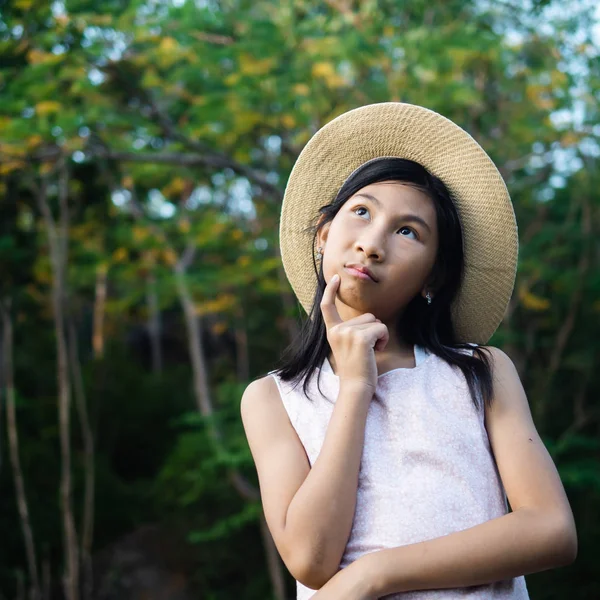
[268,344,530,599]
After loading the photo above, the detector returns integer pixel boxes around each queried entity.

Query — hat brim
[279,102,518,344]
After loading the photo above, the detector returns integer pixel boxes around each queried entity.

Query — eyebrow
[353,193,432,233]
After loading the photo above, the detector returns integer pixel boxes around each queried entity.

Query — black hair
[268,157,494,412]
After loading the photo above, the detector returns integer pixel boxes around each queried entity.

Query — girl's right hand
[320,273,389,392]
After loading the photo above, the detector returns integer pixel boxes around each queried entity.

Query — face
[317,181,439,324]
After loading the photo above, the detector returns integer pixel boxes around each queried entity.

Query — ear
[316,215,331,250]
[421,272,438,300]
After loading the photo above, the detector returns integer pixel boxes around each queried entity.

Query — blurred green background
[0,0,598,598]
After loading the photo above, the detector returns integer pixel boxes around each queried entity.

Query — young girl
[240,103,577,599]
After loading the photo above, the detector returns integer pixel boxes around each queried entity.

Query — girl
[240,103,577,599]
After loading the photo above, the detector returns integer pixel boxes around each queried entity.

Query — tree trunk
[67,319,95,600]
[535,195,591,427]
[125,186,288,599]
[258,510,288,600]
[92,264,107,360]
[16,571,24,600]
[173,259,286,600]
[36,165,79,600]
[1,300,41,600]
[41,557,50,600]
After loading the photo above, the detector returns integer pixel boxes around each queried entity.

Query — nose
[354,235,385,260]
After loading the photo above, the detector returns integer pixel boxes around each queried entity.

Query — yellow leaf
[112,247,128,262]
[28,49,63,66]
[312,62,336,79]
[27,135,44,149]
[311,62,346,88]
[159,36,179,53]
[211,322,228,335]
[292,130,311,146]
[64,137,84,152]
[0,142,26,158]
[156,37,183,69]
[89,14,113,26]
[231,229,244,241]
[178,219,191,234]
[239,54,275,76]
[281,114,296,128]
[293,83,310,96]
[225,73,240,86]
[0,161,26,175]
[35,101,62,116]
[162,177,186,198]
[132,226,148,243]
[519,289,550,311]
[560,132,580,147]
[194,294,236,316]
[164,248,178,266]
[237,255,251,267]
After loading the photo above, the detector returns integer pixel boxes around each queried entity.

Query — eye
[352,206,419,240]
[398,226,417,240]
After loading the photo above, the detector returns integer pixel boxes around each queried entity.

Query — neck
[327,328,415,373]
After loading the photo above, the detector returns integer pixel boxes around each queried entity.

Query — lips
[345,263,378,282]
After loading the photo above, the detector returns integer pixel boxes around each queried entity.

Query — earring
[425,291,432,305]
[316,246,323,260]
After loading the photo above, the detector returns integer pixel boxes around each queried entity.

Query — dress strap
[414,344,428,366]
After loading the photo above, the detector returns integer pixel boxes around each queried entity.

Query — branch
[188,31,235,45]
[177,239,197,272]
[556,361,597,445]
[94,64,284,201]
[546,195,591,381]
[29,143,283,201]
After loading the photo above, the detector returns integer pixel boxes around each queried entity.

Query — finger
[320,274,343,329]
[373,323,390,352]
[344,313,375,329]
[343,313,379,327]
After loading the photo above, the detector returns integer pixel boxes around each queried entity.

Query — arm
[241,375,373,589]
[359,346,578,596]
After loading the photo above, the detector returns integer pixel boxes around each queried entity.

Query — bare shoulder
[240,372,309,466]
[476,345,522,414]
[240,373,281,421]
[477,344,512,364]
[240,374,292,456]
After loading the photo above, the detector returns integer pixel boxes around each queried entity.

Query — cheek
[387,251,433,288]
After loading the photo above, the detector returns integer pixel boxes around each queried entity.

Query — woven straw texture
[279,102,518,344]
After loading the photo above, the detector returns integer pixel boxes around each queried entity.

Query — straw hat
[279,102,518,344]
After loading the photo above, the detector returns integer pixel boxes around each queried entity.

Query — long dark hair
[269,157,494,412]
